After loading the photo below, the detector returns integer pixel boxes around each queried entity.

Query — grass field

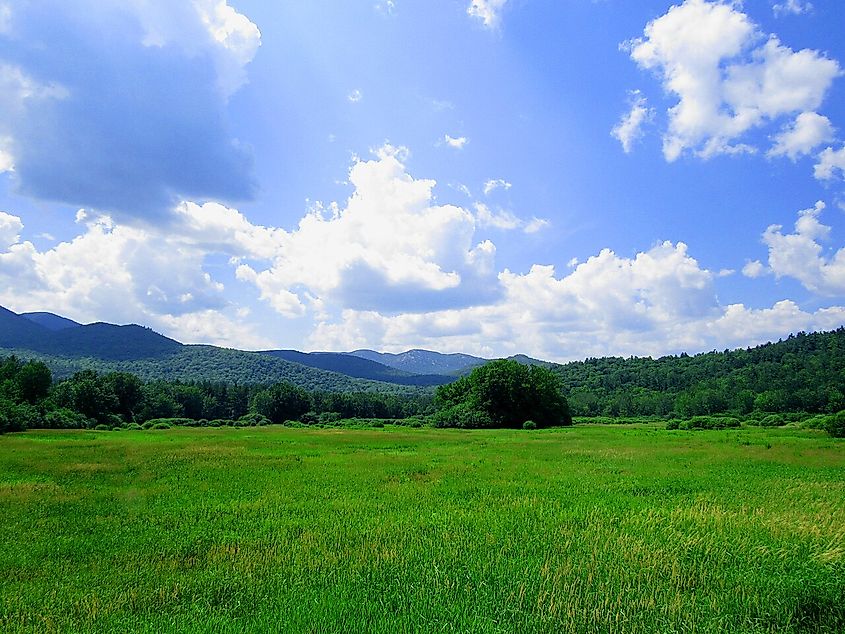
[1,425,843,633]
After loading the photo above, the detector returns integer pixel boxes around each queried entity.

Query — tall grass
[1,425,843,633]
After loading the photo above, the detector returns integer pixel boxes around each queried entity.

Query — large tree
[435,359,571,428]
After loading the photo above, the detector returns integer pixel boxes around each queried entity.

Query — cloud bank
[0,0,259,221]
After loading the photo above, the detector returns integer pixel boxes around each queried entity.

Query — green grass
[1,425,843,633]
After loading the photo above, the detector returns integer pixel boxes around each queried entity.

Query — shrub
[43,408,91,430]
[149,422,172,430]
[760,414,786,428]
[431,403,495,429]
[143,417,195,428]
[93,424,111,431]
[825,410,845,438]
[523,420,537,430]
[238,413,271,427]
[300,411,319,425]
[209,419,235,427]
[665,419,680,430]
[124,422,143,431]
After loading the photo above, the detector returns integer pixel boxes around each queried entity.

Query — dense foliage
[0,346,430,394]
[434,359,571,428]
[557,328,845,417]
[0,355,432,433]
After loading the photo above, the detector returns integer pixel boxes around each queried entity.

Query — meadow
[0,425,843,633]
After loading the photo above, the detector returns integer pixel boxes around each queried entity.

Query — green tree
[435,359,571,428]
[251,383,311,424]
[16,361,52,404]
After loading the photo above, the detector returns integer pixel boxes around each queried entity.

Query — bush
[93,424,111,431]
[124,422,142,431]
[209,419,235,427]
[431,403,495,429]
[825,410,845,438]
[43,408,91,430]
[760,414,786,428]
[0,400,43,432]
[238,412,271,427]
[149,422,172,430]
[672,416,742,431]
[522,420,537,430]
[143,417,195,428]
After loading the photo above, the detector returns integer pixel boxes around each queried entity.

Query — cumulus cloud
[0,0,259,221]
[443,134,468,149]
[306,239,844,361]
[768,112,835,160]
[611,90,654,153]
[467,0,507,29]
[235,145,502,315]
[742,260,767,278]
[625,0,841,161]
[760,201,845,296]
[0,210,22,247]
[772,1,813,16]
[0,205,275,348]
[814,146,845,180]
[348,89,363,103]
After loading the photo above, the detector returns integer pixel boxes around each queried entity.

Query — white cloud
[611,90,654,153]
[760,201,845,296]
[742,260,767,278]
[0,207,275,348]
[773,1,813,16]
[348,89,363,103]
[483,179,512,196]
[768,112,835,160]
[814,146,845,180]
[306,239,844,361]
[235,145,501,314]
[375,1,397,16]
[0,3,10,35]
[0,147,12,173]
[474,202,520,230]
[443,134,468,149]
[0,211,23,247]
[626,0,841,161]
[467,0,507,29]
[524,217,550,234]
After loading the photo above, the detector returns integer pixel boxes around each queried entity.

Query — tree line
[0,356,432,433]
[557,328,845,418]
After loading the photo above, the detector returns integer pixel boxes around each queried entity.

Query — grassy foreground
[1,425,843,633]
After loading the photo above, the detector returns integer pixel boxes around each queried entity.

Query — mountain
[507,354,552,367]
[0,345,426,394]
[260,350,451,386]
[0,306,49,349]
[44,323,183,361]
[0,305,435,393]
[1,308,181,361]
[20,311,81,331]
[349,349,488,376]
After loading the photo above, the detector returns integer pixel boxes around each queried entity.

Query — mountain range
[0,306,490,391]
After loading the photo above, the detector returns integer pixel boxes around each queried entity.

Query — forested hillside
[261,350,451,386]
[557,328,845,416]
[0,346,429,395]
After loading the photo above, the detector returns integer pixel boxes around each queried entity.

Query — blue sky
[1,0,844,361]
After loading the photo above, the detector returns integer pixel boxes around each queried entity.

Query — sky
[0,0,844,362]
